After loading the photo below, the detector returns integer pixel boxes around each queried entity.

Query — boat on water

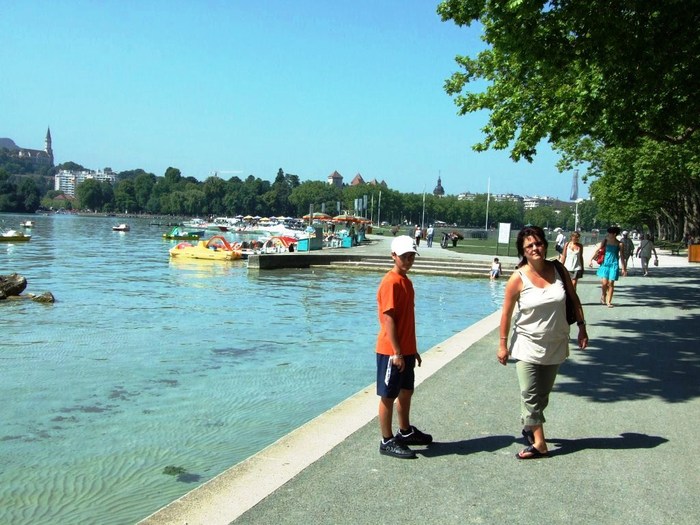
[169,235,243,261]
[20,220,35,228]
[260,235,298,253]
[181,218,208,229]
[162,226,204,241]
[112,224,130,232]
[0,229,31,242]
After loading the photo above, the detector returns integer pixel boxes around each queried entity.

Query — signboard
[498,223,511,244]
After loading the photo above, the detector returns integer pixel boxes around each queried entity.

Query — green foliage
[438,0,700,161]
[589,137,700,239]
[0,149,37,175]
[0,169,42,212]
[56,161,86,171]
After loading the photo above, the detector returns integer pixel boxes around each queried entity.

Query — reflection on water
[0,213,505,525]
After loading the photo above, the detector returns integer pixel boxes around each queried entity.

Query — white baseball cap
[391,235,419,256]
[622,230,629,236]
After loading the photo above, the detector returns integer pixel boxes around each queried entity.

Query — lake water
[0,213,505,524]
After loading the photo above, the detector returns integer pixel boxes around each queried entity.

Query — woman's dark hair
[516,226,548,267]
[607,226,621,235]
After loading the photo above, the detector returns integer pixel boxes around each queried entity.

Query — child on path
[376,235,433,459]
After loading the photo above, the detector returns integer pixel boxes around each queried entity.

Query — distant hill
[0,138,20,150]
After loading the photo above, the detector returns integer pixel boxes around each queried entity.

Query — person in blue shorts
[375,235,433,459]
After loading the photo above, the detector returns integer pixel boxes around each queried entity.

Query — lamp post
[574,198,583,231]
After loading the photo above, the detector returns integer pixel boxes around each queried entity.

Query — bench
[669,243,685,255]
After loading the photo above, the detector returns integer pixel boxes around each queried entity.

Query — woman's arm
[559,241,568,263]
[577,242,584,268]
[618,241,628,275]
[498,272,522,365]
[556,261,589,349]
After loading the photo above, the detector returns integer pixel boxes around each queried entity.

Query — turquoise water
[0,213,505,524]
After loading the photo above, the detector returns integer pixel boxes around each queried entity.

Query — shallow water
[0,213,505,524]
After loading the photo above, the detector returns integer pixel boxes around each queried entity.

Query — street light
[574,198,584,231]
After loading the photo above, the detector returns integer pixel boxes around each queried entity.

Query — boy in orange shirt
[376,236,433,458]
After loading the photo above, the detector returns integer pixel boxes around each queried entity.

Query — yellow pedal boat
[169,235,243,261]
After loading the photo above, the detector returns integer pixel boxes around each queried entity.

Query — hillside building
[55,168,116,197]
[0,128,54,168]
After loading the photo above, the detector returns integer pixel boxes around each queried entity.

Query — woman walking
[636,234,658,276]
[559,231,584,289]
[589,226,627,307]
[498,226,588,459]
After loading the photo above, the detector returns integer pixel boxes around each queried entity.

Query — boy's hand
[416,353,422,367]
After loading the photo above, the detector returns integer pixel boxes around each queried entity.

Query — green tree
[524,206,557,229]
[18,177,41,212]
[589,137,700,239]
[75,179,104,211]
[56,161,86,171]
[133,172,156,211]
[113,179,136,213]
[288,181,342,217]
[438,0,700,161]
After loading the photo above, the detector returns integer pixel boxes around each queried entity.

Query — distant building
[433,175,445,197]
[457,192,476,201]
[0,127,54,168]
[522,195,555,210]
[493,193,523,204]
[350,173,365,186]
[55,168,116,197]
[327,170,343,189]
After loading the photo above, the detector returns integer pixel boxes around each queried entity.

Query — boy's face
[392,252,416,275]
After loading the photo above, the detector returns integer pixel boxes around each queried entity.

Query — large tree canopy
[438,0,700,162]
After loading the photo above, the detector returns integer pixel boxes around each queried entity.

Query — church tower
[45,127,54,165]
[433,175,445,197]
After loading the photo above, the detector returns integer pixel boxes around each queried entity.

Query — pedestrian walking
[498,226,588,459]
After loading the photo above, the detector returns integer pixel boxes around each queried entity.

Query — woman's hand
[497,346,509,366]
[578,327,589,349]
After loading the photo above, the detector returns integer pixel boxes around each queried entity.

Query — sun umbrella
[243,215,253,220]
[303,212,332,220]
[333,213,358,222]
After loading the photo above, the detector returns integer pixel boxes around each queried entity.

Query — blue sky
[1,0,586,200]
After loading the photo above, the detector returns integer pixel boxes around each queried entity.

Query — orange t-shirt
[375,270,417,356]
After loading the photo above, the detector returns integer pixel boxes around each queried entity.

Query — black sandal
[516,445,549,460]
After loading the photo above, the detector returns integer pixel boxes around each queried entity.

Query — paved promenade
[141,239,700,525]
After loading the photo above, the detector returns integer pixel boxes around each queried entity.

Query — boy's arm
[382,310,406,371]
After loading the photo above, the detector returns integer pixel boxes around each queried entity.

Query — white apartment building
[55,169,116,197]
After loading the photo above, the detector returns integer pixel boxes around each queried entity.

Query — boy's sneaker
[395,425,433,446]
[379,438,416,459]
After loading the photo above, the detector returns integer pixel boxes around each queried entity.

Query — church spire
[45,126,54,165]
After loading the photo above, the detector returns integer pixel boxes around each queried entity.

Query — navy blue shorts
[376,354,416,398]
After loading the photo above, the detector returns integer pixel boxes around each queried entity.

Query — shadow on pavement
[556,267,700,404]
[548,432,668,456]
[416,434,515,457]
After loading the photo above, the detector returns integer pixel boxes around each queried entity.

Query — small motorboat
[0,229,31,242]
[20,220,35,228]
[112,223,131,232]
[162,226,204,241]
[169,235,243,261]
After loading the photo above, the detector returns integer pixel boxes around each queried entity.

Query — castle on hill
[0,128,54,168]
